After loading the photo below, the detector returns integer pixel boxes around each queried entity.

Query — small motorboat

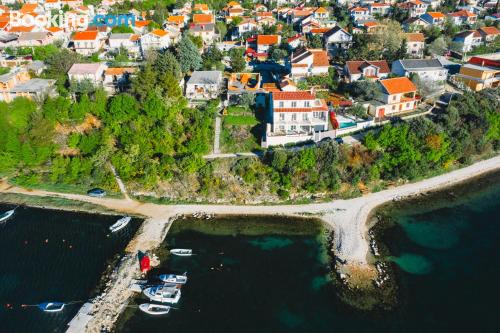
[143,285,181,304]
[159,272,187,285]
[170,249,193,257]
[0,209,15,223]
[139,303,170,315]
[38,302,65,312]
[109,216,131,232]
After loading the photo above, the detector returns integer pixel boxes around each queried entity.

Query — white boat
[159,272,187,285]
[38,302,65,312]
[0,209,15,223]
[143,285,181,304]
[109,216,131,232]
[170,249,193,257]
[139,303,170,315]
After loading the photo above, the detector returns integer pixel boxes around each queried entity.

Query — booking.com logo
[10,6,134,30]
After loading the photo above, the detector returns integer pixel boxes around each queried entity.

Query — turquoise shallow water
[119,172,500,333]
[0,205,139,333]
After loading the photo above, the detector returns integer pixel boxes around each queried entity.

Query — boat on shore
[170,249,193,256]
[139,303,171,315]
[159,272,187,285]
[0,208,15,223]
[109,216,131,232]
[38,302,65,312]
[143,285,181,304]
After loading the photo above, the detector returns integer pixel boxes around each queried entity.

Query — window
[406,103,410,108]
[291,101,297,107]
[290,125,296,131]
[279,113,285,121]
[291,114,297,121]
[304,101,310,107]
[392,105,396,110]
[279,101,284,107]
[313,112,319,118]
[303,113,308,121]
[279,125,285,131]
[392,95,397,101]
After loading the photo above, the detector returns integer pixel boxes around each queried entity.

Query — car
[334,137,344,144]
[87,188,107,197]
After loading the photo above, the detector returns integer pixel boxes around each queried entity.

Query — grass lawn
[221,110,262,153]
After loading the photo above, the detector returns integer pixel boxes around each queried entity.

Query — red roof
[273,91,316,100]
[346,60,390,75]
[468,56,500,68]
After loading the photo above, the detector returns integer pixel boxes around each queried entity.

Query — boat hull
[139,303,170,315]
[143,286,181,304]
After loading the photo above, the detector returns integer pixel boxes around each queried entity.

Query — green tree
[229,48,246,72]
[177,34,202,73]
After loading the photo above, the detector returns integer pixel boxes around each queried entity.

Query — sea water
[0,205,139,333]
[118,171,500,332]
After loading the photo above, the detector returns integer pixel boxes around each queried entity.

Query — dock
[66,303,94,333]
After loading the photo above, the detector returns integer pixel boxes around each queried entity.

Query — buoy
[45,239,49,243]
[69,245,73,249]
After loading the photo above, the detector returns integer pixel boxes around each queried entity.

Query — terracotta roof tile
[273,91,316,100]
[257,34,280,45]
[479,26,500,35]
[380,77,417,95]
[346,60,390,75]
[427,11,445,19]
[405,32,425,42]
[193,13,213,23]
[72,31,98,41]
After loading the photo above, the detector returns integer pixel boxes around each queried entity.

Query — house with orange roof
[256,34,281,54]
[167,15,187,28]
[478,26,500,42]
[313,7,329,19]
[358,21,384,34]
[397,1,428,18]
[448,10,477,25]
[421,12,446,26]
[192,13,214,24]
[103,67,136,94]
[227,72,262,101]
[350,7,371,21]
[290,48,330,79]
[140,29,171,54]
[405,32,425,58]
[367,77,420,118]
[72,30,102,55]
[132,20,152,34]
[368,3,391,16]
[265,90,329,147]
[193,3,211,14]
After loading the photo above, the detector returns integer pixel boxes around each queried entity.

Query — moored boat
[143,285,181,304]
[109,216,131,232]
[170,249,193,256]
[38,302,65,312]
[0,209,15,223]
[139,303,170,315]
[159,272,187,285]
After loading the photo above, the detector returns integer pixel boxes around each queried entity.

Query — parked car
[334,137,344,144]
[87,188,107,197]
